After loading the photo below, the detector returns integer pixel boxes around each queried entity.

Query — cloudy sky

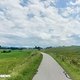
[0,0,80,47]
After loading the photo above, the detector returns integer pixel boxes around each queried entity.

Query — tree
[0,45,1,49]
[34,46,42,50]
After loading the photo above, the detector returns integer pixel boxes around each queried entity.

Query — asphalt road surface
[32,52,71,80]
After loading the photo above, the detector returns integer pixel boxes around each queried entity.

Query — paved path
[32,52,71,80]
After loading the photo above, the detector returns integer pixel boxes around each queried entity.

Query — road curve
[32,52,71,80]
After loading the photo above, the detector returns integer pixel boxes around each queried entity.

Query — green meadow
[0,46,80,80]
[0,49,42,80]
[43,46,80,80]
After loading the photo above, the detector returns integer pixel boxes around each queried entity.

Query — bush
[71,59,78,65]
[1,50,11,53]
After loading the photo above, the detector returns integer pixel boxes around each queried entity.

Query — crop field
[0,49,42,80]
[43,46,80,80]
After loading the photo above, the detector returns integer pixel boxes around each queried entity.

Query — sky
[0,0,80,47]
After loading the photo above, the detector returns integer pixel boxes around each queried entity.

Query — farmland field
[0,49,42,80]
[43,46,80,80]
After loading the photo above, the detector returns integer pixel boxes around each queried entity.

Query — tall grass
[0,49,42,80]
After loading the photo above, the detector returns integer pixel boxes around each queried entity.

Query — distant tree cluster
[45,46,53,49]
[34,46,42,50]
[0,45,25,50]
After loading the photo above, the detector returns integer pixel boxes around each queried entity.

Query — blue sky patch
[27,13,35,19]
[20,0,29,7]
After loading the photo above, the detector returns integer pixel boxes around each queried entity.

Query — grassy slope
[43,46,80,80]
[0,49,42,80]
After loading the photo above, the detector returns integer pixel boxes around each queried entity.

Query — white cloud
[0,0,80,47]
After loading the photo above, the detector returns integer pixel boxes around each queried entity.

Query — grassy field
[0,49,42,80]
[43,46,80,80]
